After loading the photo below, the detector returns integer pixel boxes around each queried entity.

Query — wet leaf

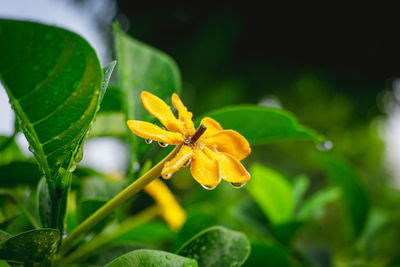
[177,226,250,267]
[104,249,197,267]
[201,105,324,145]
[0,229,60,263]
[0,19,104,185]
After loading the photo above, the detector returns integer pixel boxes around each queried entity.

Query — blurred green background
[2,2,400,266]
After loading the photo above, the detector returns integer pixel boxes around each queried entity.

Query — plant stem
[61,205,160,263]
[60,145,181,252]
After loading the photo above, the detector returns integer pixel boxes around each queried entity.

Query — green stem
[60,145,180,252]
[61,205,160,263]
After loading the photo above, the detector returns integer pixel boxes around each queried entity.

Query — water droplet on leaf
[145,139,153,144]
[69,163,76,173]
[158,142,169,147]
[230,182,246,188]
[201,184,216,190]
[316,140,333,151]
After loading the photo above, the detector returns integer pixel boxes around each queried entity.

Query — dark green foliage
[177,226,250,267]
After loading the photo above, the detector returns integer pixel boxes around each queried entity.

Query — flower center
[186,124,207,146]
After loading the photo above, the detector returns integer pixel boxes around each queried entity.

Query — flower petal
[161,145,194,179]
[205,130,251,160]
[214,152,251,183]
[141,91,184,133]
[172,93,195,135]
[127,120,184,145]
[200,117,223,138]
[190,148,221,187]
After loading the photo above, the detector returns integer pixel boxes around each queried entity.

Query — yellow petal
[144,179,186,230]
[190,148,221,188]
[205,130,251,160]
[127,120,184,145]
[172,93,195,135]
[161,145,194,179]
[213,151,251,184]
[141,91,184,133]
[200,117,223,138]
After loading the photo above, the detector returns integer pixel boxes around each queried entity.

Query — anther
[189,124,207,145]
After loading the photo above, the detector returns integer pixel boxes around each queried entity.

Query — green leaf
[247,164,294,224]
[297,187,341,220]
[0,229,60,263]
[292,174,310,208]
[200,105,323,145]
[113,22,182,174]
[104,249,197,267]
[320,155,369,237]
[0,231,11,244]
[99,86,123,113]
[0,19,103,185]
[0,161,42,187]
[177,226,250,267]
[85,243,146,266]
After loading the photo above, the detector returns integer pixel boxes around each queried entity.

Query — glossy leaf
[38,178,52,228]
[247,164,294,224]
[85,243,146,266]
[0,229,60,263]
[177,226,250,267]
[0,19,103,185]
[320,155,369,237]
[201,105,323,145]
[113,22,182,173]
[104,249,197,267]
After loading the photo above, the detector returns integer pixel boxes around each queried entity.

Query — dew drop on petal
[230,182,246,188]
[145,139,153,144]
[183,158,191,167]
[162,173,172,179]
[158,142,169,147]
[201,184,216,190]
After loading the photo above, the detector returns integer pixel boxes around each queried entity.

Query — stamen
[189,124,207,145]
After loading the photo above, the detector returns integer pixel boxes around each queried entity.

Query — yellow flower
[127,91,251,189]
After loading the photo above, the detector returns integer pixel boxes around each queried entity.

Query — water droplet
[230,182,246,188]
[201,184,216,190]
[316,140,333,151]
[183,158,191,167]
[75,146,84,163]
[69,163,76,173]
[162,173,172,179]
[158,142,169,147]
[145,139,153,144]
